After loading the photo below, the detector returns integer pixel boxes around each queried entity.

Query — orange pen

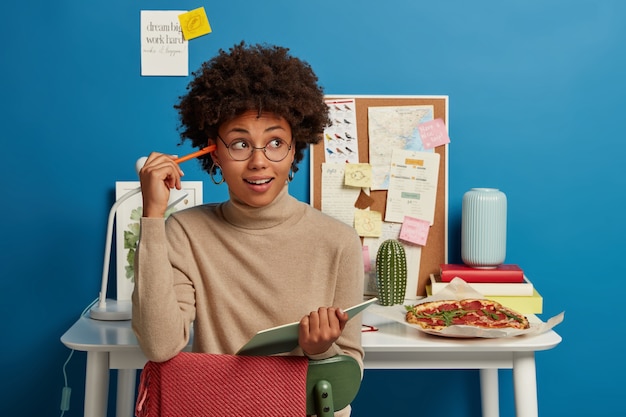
[173,144,217,164]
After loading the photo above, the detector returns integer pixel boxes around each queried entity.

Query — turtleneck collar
[221,185,304,230]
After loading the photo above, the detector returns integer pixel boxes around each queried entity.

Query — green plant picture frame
[114,181,203,301]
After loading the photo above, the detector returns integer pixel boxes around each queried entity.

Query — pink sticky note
[399,216,430,246]
[362,246,371,272]
[418,118,450,149]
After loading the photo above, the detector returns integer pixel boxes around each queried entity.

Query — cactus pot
[375,239,408,306]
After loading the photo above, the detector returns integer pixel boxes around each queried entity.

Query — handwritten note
[321,163,361,227]
[354,209,382,237]
[178,7,212,40]
[399,216,430,246]
[417,118,450,149]
[345,163,372,188]
[141,10,188,76]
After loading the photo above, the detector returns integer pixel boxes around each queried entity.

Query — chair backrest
[136,352,362,417]
[306,355,362,416]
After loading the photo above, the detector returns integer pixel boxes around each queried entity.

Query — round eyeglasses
[217,135,293,162]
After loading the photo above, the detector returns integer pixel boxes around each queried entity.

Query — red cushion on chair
[136,352,309,417]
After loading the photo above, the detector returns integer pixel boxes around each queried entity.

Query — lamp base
[89,299,132,321]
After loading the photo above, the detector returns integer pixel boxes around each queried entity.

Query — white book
[429,274,534,296]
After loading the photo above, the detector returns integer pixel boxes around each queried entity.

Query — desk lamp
[89,146,215,321]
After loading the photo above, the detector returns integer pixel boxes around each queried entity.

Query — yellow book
[425,285,543,314]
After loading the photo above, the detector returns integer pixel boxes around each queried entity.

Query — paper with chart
[368,105,434,190]
[385,149,440,224]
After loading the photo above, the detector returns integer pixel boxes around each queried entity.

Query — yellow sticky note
[354,209,382,238]
[345,163,372,188]
[178,7,212,41]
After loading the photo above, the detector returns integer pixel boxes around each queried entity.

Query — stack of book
[426,264,543,314]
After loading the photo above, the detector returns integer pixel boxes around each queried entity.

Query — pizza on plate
[405,299,530,331]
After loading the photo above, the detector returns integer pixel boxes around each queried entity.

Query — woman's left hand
[298,307,348,356]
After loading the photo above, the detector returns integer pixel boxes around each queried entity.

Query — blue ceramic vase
[461,188,507,268]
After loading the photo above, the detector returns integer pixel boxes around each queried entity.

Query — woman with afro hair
[132,42,364,416]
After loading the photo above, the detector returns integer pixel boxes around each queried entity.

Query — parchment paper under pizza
[368,277,564,338]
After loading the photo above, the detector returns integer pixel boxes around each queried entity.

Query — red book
[439,264,525,283]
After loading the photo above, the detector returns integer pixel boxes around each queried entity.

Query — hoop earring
[210,163,224,185]
[288,165,295,182]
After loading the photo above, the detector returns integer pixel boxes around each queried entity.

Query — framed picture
[114,181,203,301]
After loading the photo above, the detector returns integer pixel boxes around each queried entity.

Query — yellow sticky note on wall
[345,163,372,188]
[354,209,382,237]
[178,7,212,40]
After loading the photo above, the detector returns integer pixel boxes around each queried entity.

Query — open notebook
[236,298,378,356]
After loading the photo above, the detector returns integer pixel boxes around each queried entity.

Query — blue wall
[2,1,624,416]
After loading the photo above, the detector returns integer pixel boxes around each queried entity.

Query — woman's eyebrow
[226,125,287,135]
[264,125,288,134]
[226,127,248,135]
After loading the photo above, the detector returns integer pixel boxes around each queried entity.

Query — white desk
[61,310,561,417]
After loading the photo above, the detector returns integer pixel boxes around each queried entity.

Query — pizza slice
[405,299,530,331]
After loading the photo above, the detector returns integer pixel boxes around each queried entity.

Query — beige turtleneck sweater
[132,187,365,372]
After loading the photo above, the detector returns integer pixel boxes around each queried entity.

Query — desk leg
[116,369,137,417]
[479,368,499,417]
[85,351,109,417]
[512,352,538,417]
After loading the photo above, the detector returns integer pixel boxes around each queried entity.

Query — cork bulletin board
[310,95,449,296]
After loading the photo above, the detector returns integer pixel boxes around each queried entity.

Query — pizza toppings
[404,299,530,331]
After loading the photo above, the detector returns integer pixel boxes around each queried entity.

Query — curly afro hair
[175,41,331,175]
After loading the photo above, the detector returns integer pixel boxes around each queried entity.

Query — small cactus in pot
[375,239,408,306]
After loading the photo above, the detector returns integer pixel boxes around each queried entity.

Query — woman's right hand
[138,152,185,218]
[298,307,348,356]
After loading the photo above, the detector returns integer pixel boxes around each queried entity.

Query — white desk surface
[62,310,561,358]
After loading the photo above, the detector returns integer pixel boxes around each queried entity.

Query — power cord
[60,298,98,417]
[59,350,73,415]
